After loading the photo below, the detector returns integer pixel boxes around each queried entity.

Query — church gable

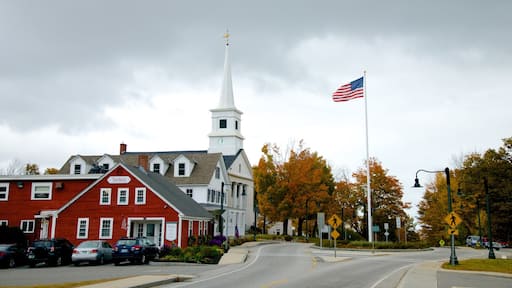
[172,154,196,177]
[225,150,252,180]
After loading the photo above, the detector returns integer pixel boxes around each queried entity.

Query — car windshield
[78,241,100,248]
[116,239,137,246]
[33,241,52,248]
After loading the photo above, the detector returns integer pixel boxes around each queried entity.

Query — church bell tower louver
[208,32,244,156]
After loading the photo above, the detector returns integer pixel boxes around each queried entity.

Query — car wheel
[8,258,16,268]
[141,254,147,264]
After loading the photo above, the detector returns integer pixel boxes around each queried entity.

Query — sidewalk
[78,274,192,288]
[397,261,440,288]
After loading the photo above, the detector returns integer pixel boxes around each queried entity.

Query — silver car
[72,240,113,266]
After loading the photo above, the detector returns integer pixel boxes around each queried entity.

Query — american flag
[332,76,364,102]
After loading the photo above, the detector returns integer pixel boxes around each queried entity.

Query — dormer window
[102,163,109,170]
[74,164,81,175]
[219,119,227,128]
[178,163,185,176]
[153,163,160,173]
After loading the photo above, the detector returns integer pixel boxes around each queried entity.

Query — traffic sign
[331,230,340,240]
[444,212,462,228]
[448,228,459,236]
[328,214,342,229]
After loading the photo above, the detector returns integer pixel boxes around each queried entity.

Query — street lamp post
[414,167,459,265]
[484,177,496,259]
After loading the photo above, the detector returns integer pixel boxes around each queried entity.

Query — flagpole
[363,70,372,243]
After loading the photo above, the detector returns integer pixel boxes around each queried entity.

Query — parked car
[465,235,481,247]
[483,241,502,250]
[27,238,74,267]
[72,240,113,266]
[0,244,27,268]
[112,237,159,265]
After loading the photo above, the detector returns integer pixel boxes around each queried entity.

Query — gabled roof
[124,165,212,219]
[59,151,223,186]
[57,163,212,219]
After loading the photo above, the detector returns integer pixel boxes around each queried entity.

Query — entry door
[132,222,161,246]
[39,219,49,239]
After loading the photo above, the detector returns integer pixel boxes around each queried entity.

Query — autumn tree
[352,158,406,241]
[44,168,60,175]
[25,163,40,175]
[253,141,334,236]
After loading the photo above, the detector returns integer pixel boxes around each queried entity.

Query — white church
[59,35,254,238]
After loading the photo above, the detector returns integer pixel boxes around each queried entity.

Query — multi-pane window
[21,220,35,233]
[219,119,227,128]
[31,183,52,200]
[74,164,81,174]
[0,183,8,201]
[215,167,220,179]
[135,188,146,204]
[0,220,8,226]
[100,188,111,205]
[102,163,109,170]
[76,218,89,239]
[99,218,113,239]
[117,188,129,205]
[178,163,185,176]
[186,189,193,198]
[153,163,160,173]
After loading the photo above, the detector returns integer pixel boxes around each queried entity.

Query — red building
[0,163,213,248]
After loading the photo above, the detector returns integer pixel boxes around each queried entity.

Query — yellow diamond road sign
[328,214,342,229]
[331,230,340,240]
[448,228,459,236]
[444,212,462,228]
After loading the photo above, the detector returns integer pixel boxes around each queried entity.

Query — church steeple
[208,32,244,156]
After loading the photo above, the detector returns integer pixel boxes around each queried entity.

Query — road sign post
[328,215,342,258]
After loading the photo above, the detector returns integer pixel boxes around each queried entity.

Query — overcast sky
[1,0,511,220]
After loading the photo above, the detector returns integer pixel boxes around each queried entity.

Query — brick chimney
[138,154,149,171]
[120,143,127,155]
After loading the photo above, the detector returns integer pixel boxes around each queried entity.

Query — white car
[483,241,502,250]
[72,240,113,266]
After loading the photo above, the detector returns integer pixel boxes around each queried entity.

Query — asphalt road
[0,243,510,288]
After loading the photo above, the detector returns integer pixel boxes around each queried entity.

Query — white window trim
[0,220,8,226]
[31,182,53,200]
[99,217,113,239]
[0,183,9,201]
[135,188,146,205]
[21,220,35,233]
[188,220,193,236]
[117,188,129,205]
[100,188,112,205]
[76,218,89,239]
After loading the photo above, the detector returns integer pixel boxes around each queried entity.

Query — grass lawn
[0,277,125,288]
[442,258,512,274]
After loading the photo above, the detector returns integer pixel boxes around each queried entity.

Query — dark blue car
[112,237,159,265]
[0,244,26,268]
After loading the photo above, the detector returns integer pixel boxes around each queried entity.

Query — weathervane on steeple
[224,29,230,46]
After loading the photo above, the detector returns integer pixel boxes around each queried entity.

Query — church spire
[218,31,236,109]
[208,32,244,156]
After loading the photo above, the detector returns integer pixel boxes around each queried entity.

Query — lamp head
[413,177,422,188]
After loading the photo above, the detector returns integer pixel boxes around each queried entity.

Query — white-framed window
[74,164,81,175]
[0,220,8,226]
[0,183,9,201]
[198,221,203,236]
[21,220,35,233]
[99,218,113,239]
[186,188,193,198]
[215,167,220,179]
[188,220,193,236]
[31,182,52,200]
[76,218,89,239]
[100,188,111,205]
[153,163,160,173]
[117,188,129,205]
[135,188,146,204]
[178,163,185,176]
